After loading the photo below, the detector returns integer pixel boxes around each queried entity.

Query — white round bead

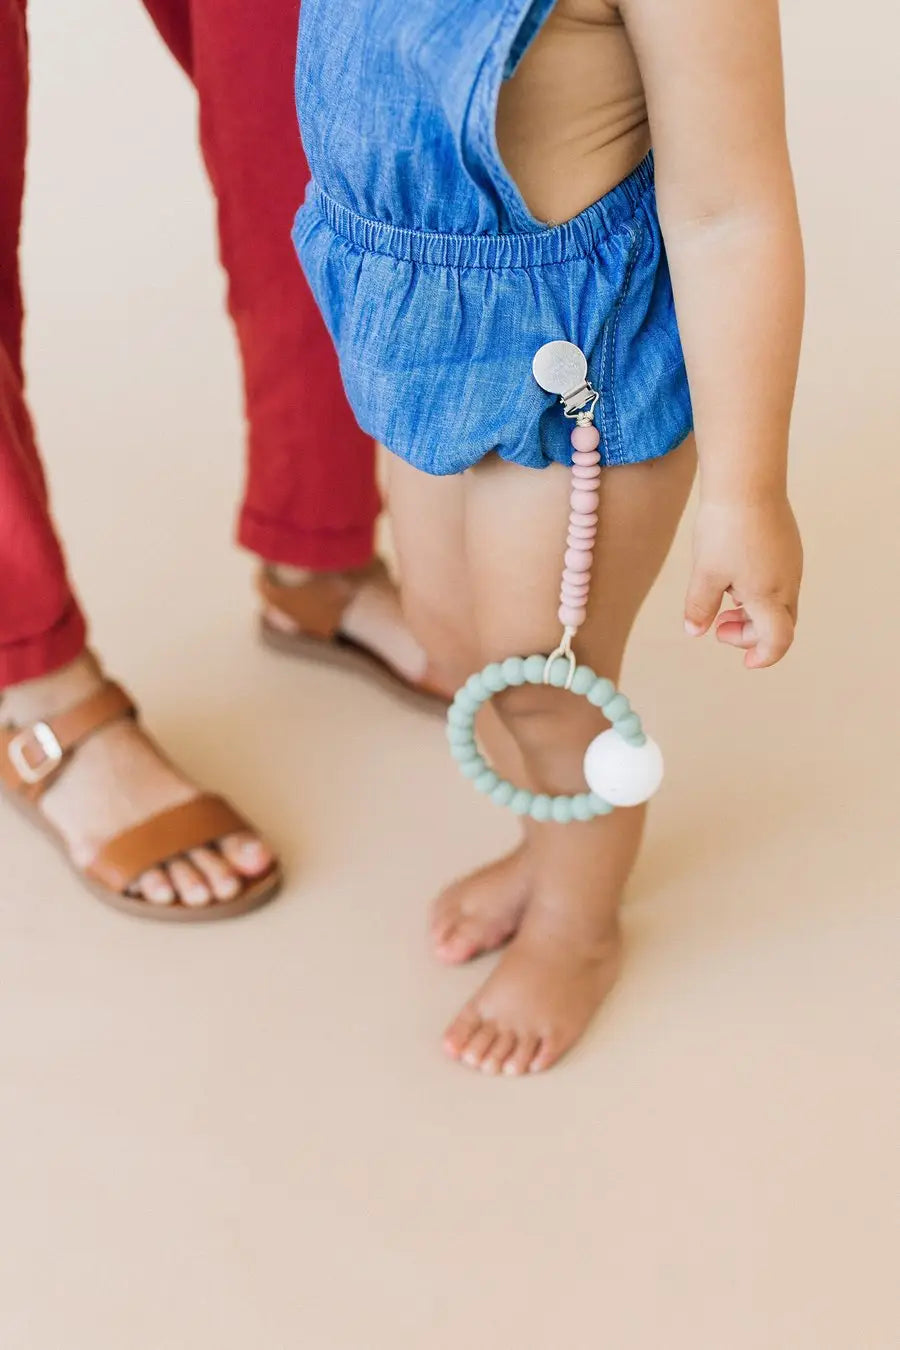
[582,730,664,807]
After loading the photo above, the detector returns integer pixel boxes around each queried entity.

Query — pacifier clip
[447,342,664,822]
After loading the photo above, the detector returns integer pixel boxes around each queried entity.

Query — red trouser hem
[0,601,87,690]
[237,507,376,572]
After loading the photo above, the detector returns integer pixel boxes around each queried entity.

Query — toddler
[293,0,804,1073]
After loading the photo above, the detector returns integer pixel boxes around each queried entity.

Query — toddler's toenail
[483,1061,500,1076]
[503,1063,518,1076]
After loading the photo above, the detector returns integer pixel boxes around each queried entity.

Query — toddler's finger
[716,617,757,649]
[684,570,727,636]
[743,601,795,669]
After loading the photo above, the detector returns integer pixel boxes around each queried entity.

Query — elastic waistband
[307,153,654,270]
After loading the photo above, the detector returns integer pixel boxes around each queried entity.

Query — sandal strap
[257,559,389,640]
[85,793,250,893]
[0,681,135,801]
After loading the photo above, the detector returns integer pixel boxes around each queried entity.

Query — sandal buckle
[8,721,63,785]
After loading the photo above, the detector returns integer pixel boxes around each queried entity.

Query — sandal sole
[1,779,283,923]
[259,618,450,717]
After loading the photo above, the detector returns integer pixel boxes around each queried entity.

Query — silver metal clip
[532,340,598,421]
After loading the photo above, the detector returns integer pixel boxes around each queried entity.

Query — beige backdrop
[1,2,897,1348]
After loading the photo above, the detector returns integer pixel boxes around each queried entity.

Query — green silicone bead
[524,654,547,684]
[502,657,527,687]
[627,731,648,748]
[552,796,575,825]
[491,780,516,807]
[530,794,553,822]
[586,677,616,707]
[547,658,570,688]
[571,793,595,822]
[510,789,535,816]
[465,673,488,703]
[447,705,472,728]
[450,741,479,763]
[461,756,487,779]
[447,724,474,745]
[482,663,507,693]
[570,665,597,696]
[453,689,480,715]
[614,712,643,739]
[588,793,614,815]
[603,693,631,721]
[475,769,500,795]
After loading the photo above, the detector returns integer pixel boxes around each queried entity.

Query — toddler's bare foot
[443,805,643,1076]
[444,903,622,1076]
[430,843,532,964]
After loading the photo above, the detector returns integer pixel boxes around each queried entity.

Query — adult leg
[0,0,85,687]
[0,0,275,912]
[141,0,437,691]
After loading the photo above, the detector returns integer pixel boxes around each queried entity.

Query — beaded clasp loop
[544,628,577,690]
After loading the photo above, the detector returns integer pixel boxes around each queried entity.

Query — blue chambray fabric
[292,0,693,475]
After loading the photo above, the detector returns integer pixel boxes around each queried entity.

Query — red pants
[0,0,379,688]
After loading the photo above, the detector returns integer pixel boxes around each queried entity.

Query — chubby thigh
[386,437,697,690]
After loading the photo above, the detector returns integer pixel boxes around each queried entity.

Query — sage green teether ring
[447,657,663,819]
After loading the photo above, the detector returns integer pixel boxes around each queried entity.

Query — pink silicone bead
[571,464,601,481]
[564,548,592,572]
[566,536,595,552]
[561,590,589,607]
[572,449,601,467]
[570,425,601,452]
[562,566,592,586]
[569,511,598,529]
[559,604,588,627]
[570,489,600,514]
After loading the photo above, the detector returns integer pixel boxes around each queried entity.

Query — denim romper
[292,0,693,475]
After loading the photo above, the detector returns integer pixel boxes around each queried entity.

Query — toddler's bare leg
[387,458,538,963]
[443,440,696,1074]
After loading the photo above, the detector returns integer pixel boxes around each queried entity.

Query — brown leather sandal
[257,559,450,715]
[0,680,282,921]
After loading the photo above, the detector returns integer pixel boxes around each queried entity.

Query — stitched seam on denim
[307,184,654,270]
[311,187,627,250]
[606,220,644,465]
[597,295,612,460]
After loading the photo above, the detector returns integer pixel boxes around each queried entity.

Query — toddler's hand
[684,496,802,668]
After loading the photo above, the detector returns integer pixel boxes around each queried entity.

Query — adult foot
[430,844,532,964]
[1,653,275,909]
[259,559,454,702]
